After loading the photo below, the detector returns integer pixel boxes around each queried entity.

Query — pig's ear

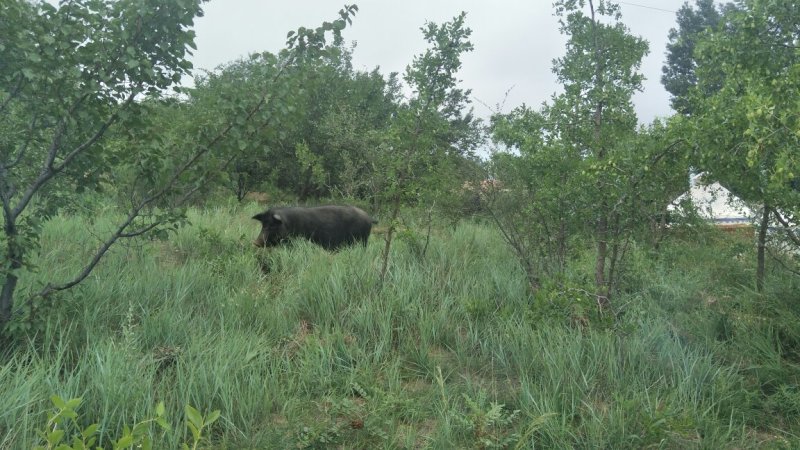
[252,212,267,222]
[272,213,282,224]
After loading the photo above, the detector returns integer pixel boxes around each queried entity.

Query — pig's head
[252,210,288,247]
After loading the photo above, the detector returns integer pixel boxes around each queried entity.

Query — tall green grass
[2,204,799,448]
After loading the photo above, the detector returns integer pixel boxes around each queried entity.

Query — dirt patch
[244,191,270,204]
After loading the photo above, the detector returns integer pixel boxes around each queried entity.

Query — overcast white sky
[187,1,694,124]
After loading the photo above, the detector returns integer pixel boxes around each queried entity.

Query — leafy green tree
[376,12,482,283]
[620,120,690,250]
[490,109,686,298]
[278,47,400,201]
[179,50,304,202]
[312,66,402,200]
[490,105,590,291]
[551,0,649,308]
[688,0,800,291]
[0,0,358,333]
[661,0,731,114]
[0,0,205,331]
[490,1,689,310]
[183,40,399,202]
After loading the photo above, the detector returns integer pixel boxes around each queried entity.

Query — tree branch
[0,166,14,229]
[44,93,92,170]
[772,208,800,247]
[5,116,39,171]
[609,138,686,215]
[0,75,26,115]
[34,205,147,297]
[51,93,137,174]
[25,52,291,302]
[118,221,162,238]
[10,90,123,219]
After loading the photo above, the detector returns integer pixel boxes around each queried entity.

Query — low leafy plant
[33,396,220,450]
[293,383,407,449]
[183,405,222,450]
[457,391,521,449]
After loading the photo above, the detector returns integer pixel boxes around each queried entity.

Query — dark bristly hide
[252,205,376,250]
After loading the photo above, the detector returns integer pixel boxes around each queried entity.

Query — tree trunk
[756,204,770,292]
[588,0,609,310]
[1,216,22,329]
[379,196,402,285]
[557,172,568,271]
[235,174,247,202]
[595,214,610,309]
[0,274,18,329]
[298,168,313,202]
[653,209,668,251]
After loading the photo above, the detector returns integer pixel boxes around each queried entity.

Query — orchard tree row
[0,0,481,333]
[1,0,799,333]
[487,0,799,309]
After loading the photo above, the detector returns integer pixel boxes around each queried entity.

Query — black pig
[252,205,376,250]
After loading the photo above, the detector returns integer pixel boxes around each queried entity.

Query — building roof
[668,173,755,225]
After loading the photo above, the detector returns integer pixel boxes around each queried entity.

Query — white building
[668,173,755,229]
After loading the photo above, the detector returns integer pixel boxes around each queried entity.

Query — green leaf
[81,423,99,439]
[65,398,82,410]
[206,410,221,425]
[51,395,67,409]
[132,421,149,436]
[70,437,87,450]
[156,416,172,431]
[185,405,202,428]
[47,429,65,445]
[114,434,134,449]
[187,422,200,441]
